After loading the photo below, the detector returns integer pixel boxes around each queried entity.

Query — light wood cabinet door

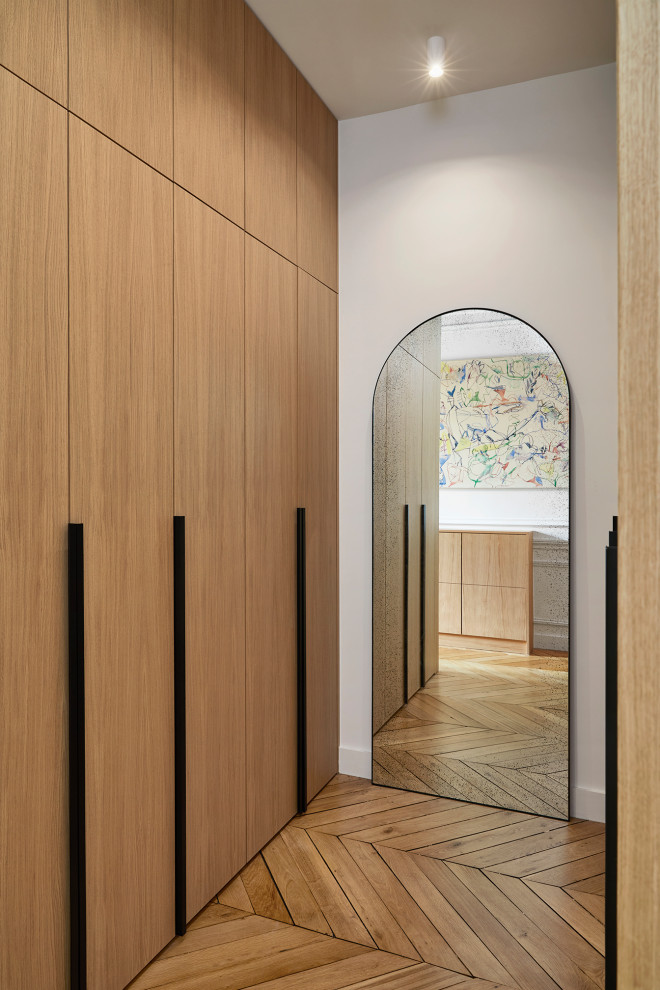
[422,367,440,682]
[372,370,388,734]
[0,69,68,990]
[438,583,462,635]
[384,349,407,723]
[298,271,338,800]
[462,585,529,643]
[462,532,530,588]
[405,353,424,699]
[69,0,173,175]
[174,0,244,225]
[245,6,296,261]
[69,119,174,990]
[0,0,66,103]
[297,74,338,291]
[174,189,246,922]
[245,236,298,858]
[438,532,462,584]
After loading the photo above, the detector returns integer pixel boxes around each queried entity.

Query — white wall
[338,64,617,821]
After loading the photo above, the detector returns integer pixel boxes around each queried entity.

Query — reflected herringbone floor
[130,775,604,990]
[373,649,569,818]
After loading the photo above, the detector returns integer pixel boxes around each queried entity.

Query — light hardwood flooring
[129,774,604,990]
[373,648,569,818]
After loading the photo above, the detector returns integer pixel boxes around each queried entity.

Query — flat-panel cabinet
[174,0,244,225]
[405,356,424,699]
[0,68,68,990]
[298,271,339,800]
[69,0,174,176]
[0,0,67,103]
[3,4,339,987]
[245,236,299,858]
[245,6,296,261]
[174,190,247,922]
[438,530,534,655]
[69,119,175,990]
[297,74,338,291]
[422,367,441,683]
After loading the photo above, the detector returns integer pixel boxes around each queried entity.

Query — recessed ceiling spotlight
[427,36,446,78]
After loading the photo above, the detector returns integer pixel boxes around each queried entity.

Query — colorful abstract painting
[439,355,569,488]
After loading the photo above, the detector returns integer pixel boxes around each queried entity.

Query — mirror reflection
[372,309,570,819]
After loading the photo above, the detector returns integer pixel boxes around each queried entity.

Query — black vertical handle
[420,504,426,689]
[297,508,308,815]
[68,523,86,990]
[173,516,186,936]
[605,516,617,990]
[403,505,409,704]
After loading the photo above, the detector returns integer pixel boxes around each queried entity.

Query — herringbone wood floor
[373,649,569,818]
[129,774,605,990]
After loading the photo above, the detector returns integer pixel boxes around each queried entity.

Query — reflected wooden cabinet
[438,530,534,654]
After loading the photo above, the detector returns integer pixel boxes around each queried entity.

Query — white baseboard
[339,746,606,824]
[339,746,372,779]
[572,785,606,823]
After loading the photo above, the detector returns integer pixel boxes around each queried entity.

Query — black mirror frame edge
[370,306,573,822]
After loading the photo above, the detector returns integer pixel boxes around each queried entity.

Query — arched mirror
[372,308,570,819]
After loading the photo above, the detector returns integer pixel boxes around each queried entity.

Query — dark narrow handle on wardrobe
[297,508,308,815]
[420,504,426,689]
[403,505,409,703]
[68,523,86,990]
[173,516,187,936]
[605,517,617,990]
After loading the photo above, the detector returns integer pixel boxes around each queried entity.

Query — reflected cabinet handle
[297,508,308,815]
[420,504,426,689]
[68,523,87,990]
[173,516,186,936]
[403,505,409,703]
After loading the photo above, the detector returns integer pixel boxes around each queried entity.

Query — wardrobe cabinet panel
[297,74,338,291]
[174,189,247,921]
[174,0,244,225]
[69,0,173,176]
[372,371,388,734]
[69,119,174,990]
[298,271,338,800]
[422,367,440,682]
[245,236,298,858]
[245,7,296,262]
[405,355,424,700]
[384,348,407,724]
[0,0,66,103]
[0,69,68,990]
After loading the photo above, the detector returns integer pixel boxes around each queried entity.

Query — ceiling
[245,0,615,120]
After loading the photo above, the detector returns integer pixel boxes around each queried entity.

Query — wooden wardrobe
[0,2,338,988]
[372,340,440,735]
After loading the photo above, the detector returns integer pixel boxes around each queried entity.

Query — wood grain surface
[174,0,244,224]
[69,0,173,175]
[245,6,297,261]
[618,1,660,985]
[297,74,338,291]
[245,235,298,858]
[298,271,339,800]
[174,188,247,921]
[69,118,175,990]
[0,68,69,990]
[0,0,66,103]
